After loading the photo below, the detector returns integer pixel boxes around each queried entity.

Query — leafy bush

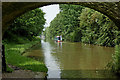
[3,8,45,43]
[111,45,120,73]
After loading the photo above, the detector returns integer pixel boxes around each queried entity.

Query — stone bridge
[2,2,120,35]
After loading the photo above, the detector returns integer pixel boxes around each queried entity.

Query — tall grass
[4,38,48,72]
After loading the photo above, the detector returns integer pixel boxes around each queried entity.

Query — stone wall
[2,2,120,35]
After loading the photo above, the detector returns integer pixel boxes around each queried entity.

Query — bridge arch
[2,2,120,34]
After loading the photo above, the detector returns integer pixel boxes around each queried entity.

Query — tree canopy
[44,4,119,47]
[3,8,46,43]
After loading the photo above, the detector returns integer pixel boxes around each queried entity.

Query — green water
[23,40,118,79]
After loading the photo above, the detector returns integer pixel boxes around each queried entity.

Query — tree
[46,4,83,41]
[45,4,118,47]
[3,8,46,42]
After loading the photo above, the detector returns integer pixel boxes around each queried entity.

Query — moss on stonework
[2,2,120,35]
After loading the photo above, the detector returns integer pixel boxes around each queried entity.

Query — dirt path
[2,64,47,79]
[2,70,46,78]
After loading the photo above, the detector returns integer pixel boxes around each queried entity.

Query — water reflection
[41,40,61,78]
[41,40,116,78]
[23,40,118,78]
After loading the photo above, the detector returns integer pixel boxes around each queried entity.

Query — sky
[40,4,60,27]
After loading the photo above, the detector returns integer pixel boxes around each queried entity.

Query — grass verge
[6,65,14,72]
[4,38,48,72]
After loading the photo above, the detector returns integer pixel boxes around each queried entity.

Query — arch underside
[2,2,120,35]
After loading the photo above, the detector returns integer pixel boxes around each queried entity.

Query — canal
[23,40,117,79]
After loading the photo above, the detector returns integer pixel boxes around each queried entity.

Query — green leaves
[3,8,46,42]
[79,7,117,46]
[111,45,120,73]
[45,4,118,47]
[45,4,83,41]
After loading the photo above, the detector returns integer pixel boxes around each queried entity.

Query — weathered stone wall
[2,2,120,35]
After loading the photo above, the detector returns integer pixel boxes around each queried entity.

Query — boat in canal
[55,36,62,42]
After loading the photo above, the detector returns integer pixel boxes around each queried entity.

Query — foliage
[2,8,47,73]
[79,8,117,46]
[3,8,46,42]
[111,45,120,73]
[45,4,118,47]
[5,38,48,72]
[45,4,120,73]
[6,65,14,73]
[44,4,84,42]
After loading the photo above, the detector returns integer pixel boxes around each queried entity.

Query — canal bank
[2,38,48,78]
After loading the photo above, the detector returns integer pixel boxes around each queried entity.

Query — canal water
[23,40,118,79]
